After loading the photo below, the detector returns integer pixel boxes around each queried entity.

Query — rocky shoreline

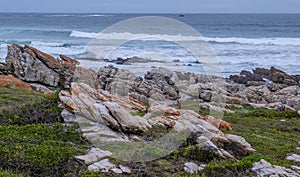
[0,43,300,176]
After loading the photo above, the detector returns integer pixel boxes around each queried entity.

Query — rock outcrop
[96,65,181,102]
[95,65,300,112]
[3,43,96,89]
[251,159,300,177]
[60,82,255,162]
[1,44,300,175]
[230,67,300,86]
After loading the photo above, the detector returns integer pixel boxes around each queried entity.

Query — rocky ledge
[0,43,96,90]
[0,43,299,176]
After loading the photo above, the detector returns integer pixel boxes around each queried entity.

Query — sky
[0,0,300,13]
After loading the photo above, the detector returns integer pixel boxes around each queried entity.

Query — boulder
[96,65,180,101]
[199,90,212,102]
[184,162,199,174]
[287,154,300,162]
[5,44,82,89]
[103,101,151,133]
[230,67,299,86]
[251,159,300,177]
[59,82,151,135]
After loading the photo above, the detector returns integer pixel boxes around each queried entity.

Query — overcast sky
[1,0,300,13]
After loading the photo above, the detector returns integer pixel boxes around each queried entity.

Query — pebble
[184,162,199,174]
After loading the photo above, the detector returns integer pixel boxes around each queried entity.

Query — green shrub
[0,123,90,176]
[0,87,63,125]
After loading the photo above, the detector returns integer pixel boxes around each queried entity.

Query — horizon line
[0,12,300,15]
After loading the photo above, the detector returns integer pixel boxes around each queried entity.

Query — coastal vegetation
[1,87,299,176]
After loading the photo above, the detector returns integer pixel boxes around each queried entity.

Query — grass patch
[0,87,63,125]
[130,111,147,117]
[0,168,24,177]
[0,123,90,176]
[222,107,300,167]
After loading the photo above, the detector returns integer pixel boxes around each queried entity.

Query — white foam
[30,41,84,56]
[46,14,75,17]
[70,31,203,41]
[204,37,300,46]
[70,31,99,38]
[70,31,300,46]
[80,14,113,17]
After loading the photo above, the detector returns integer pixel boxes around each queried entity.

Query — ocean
[0,13,300,76]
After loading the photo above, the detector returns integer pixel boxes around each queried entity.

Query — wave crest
[70,31,300,46]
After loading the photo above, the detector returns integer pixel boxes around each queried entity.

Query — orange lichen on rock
[165,107,181,116]
[219,120,233,131]
[204,115,233,131]
[0,75,32,91]
[24,45,60,69]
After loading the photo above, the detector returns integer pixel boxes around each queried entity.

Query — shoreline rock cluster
[0,44,299,176]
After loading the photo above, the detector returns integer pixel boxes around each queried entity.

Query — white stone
[88,164,99,172]
[184,162,199,174]
[93,158,116,171]
[119,165,131,174]
[251,159,300,177]
[291,166,300,172]
[75,148,113,165]
[252,159,272,171]
[111,168,123,174]
[287,154,300,162]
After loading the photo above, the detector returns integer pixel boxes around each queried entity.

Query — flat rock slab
[91,159,116,172]
[251,159,300,177]
[76,148,112,165]
[184,162,205,174]
[287,154,300,162]
[119,165,132,174]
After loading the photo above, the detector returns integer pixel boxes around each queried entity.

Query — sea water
[0,13,299,76]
